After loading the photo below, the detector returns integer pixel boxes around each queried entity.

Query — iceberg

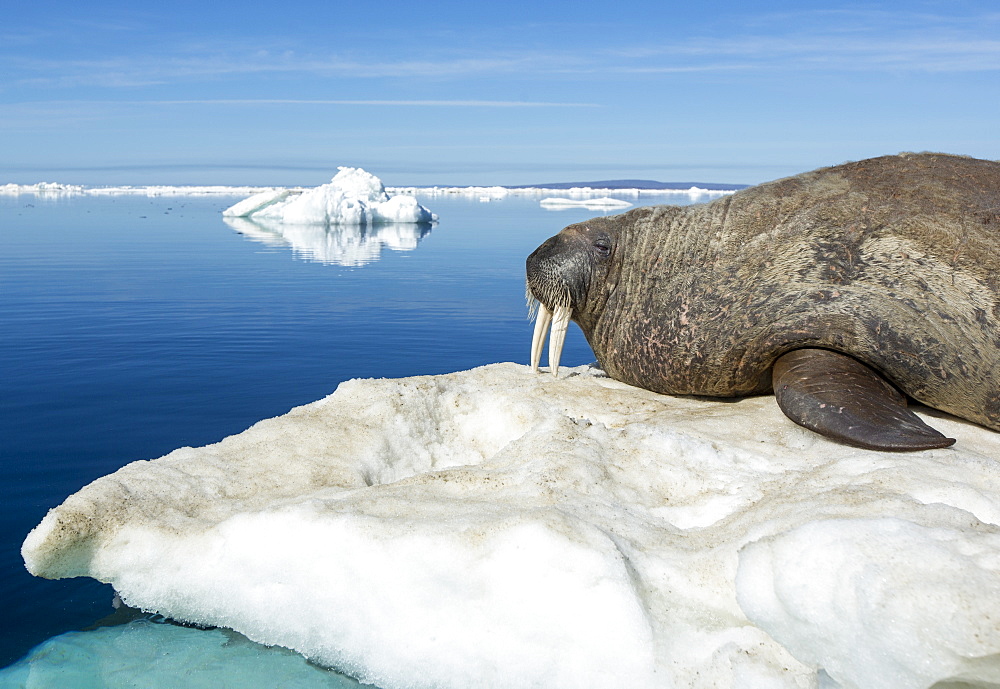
[21,363,1000,689]
[222,168,437,225]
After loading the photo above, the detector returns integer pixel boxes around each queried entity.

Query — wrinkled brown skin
[526,153,1000,434]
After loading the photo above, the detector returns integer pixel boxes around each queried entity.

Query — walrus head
[526,221,618,375]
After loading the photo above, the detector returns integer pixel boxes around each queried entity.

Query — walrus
[526,153,1000,451]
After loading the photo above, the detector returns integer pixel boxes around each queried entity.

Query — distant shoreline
[1,180,746,198]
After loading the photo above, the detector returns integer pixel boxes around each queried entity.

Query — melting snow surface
[221,168,436,225]
[22,363,1000,689]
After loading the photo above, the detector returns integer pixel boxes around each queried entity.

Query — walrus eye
[593,239,611,257]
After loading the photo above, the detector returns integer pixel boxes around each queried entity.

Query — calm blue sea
[0,189,702,678]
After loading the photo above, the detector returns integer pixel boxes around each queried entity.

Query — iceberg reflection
[224,216,433,267]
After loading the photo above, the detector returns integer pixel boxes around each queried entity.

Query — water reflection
[224,217,433,267]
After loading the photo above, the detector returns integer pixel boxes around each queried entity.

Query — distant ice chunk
[222,168,437,225]
[0,182,86,196]
[0,182,273,197]
[82,185,276,197]
[21,363,1000,689]
[539,196,634,210]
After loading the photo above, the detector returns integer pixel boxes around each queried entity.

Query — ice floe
[222,168,436,225]
[89,185,272,197]
[539,196,634,210]
[21,363,1000,689]
[0,182,272,197]
[0,182,87,196]
[2,180,738,201]
[394,184,736,201]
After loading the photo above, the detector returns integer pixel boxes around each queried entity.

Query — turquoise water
[0,617,366,688]
[0,189,697,681]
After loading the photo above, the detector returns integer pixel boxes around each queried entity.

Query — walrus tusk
[530,303,571,375]
[548,305,571,376]
[530,303,553,372]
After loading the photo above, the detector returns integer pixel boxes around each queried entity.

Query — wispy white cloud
[0,98,603,113]
[610,9,1000,74]
[0,98,599,126]
[3,8,998,97]
[612,36,1000,73]
[4,50,564,89]
[143,98,598,107]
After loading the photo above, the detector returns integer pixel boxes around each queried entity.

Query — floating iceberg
[222,168,437,225]
[21,363,1000,689]
[539,196,634,210]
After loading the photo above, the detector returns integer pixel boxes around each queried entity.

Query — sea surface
[0,188,712,682]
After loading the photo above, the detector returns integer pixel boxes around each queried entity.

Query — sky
[1,0,998,186]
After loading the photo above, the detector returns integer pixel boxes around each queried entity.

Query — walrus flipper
[772,349,956,451]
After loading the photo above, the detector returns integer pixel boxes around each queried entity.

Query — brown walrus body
[526,153,1000,450]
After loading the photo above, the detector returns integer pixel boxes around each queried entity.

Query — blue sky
[2,0,998,186]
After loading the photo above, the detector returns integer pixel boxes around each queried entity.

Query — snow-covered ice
[222,168,436,225]
[21,363,1000,689]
